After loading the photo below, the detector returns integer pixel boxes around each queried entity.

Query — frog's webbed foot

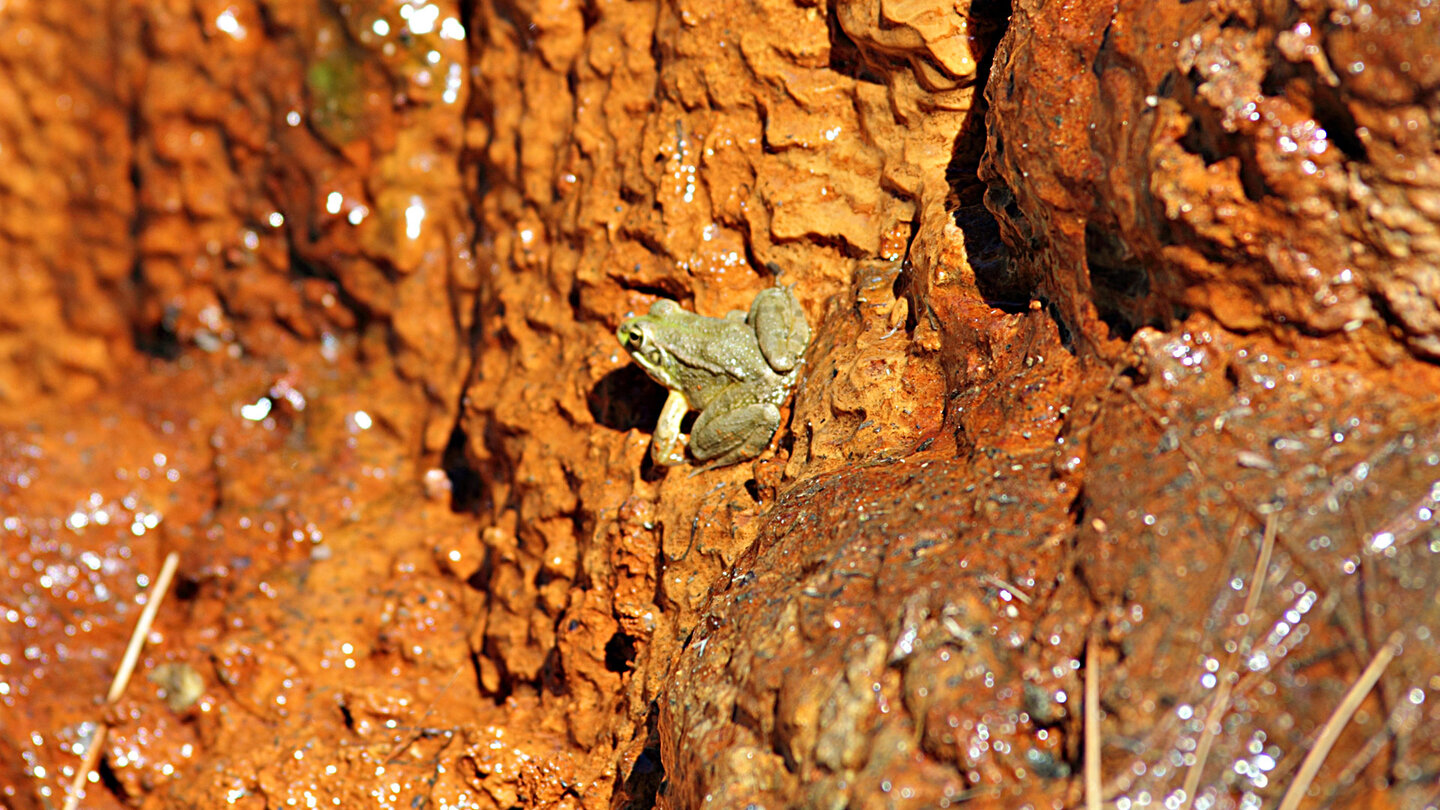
[688,395,781,469]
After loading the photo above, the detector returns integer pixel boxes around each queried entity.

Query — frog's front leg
[688,387,781,468]
[650,389,692,466]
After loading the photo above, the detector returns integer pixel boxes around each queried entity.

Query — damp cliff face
[3,0,1440,808]
[982,0,1440,360]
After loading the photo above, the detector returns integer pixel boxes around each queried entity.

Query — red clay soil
[2,0,1439,808]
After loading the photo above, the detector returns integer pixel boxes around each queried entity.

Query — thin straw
[62,552,180,810]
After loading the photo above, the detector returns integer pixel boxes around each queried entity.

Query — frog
[616,286,811,468]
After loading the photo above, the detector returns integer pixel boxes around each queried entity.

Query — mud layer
[3,0,1439,807]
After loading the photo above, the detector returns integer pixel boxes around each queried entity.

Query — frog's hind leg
[689,392,781,469]
[749,287,810,372]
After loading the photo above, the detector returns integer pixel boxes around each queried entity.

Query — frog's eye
[622,327,645,351]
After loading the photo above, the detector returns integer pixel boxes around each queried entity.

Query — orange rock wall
[3,0,1440,807]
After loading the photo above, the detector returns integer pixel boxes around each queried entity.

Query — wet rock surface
[2,0,1439,809]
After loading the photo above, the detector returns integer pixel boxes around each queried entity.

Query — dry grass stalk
[1275,631,1403,810]
[62,552,180,810]
[1085,636,1101,810]
[1182,512,1277,806]
[978,573,1033,605]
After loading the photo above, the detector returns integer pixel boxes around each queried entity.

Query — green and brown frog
[617,287,811,468]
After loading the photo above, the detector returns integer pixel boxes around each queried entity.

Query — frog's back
[669,337,775,408]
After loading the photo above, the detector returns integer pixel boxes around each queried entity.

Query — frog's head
[617,300,684,389]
